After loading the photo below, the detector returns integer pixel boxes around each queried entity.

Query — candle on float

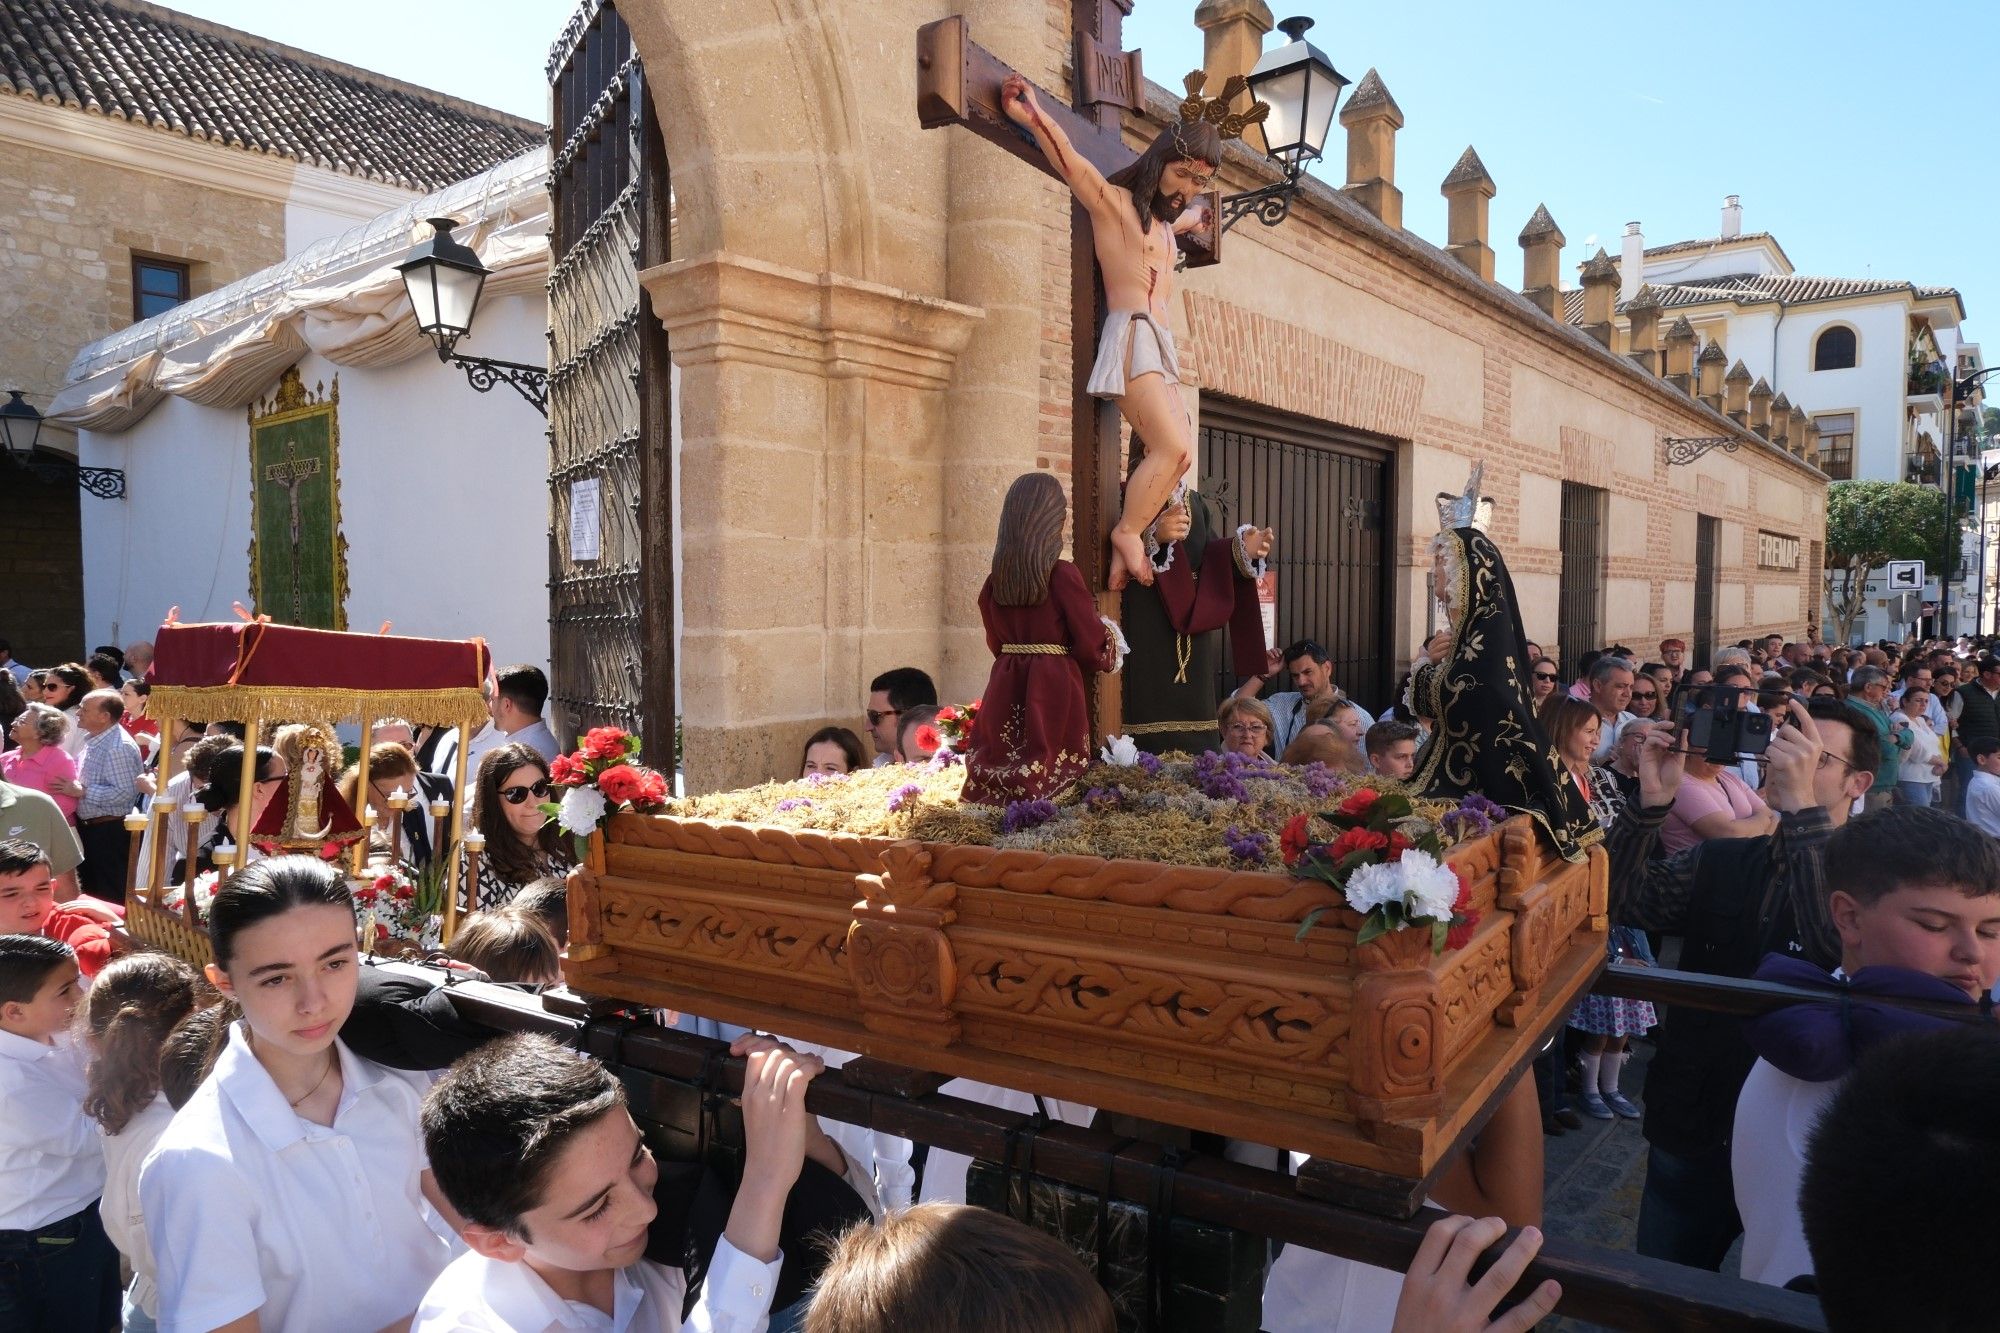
[124,810,149,834]
[212,839,237,870]
[362,804,377,825]
[388,786,412,812]
[462,830,486,852]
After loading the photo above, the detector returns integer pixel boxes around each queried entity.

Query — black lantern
[393,217,547,414]
[0,390,126,498]
[395,217,491,359]
[1246,17,1349,169]
[1219,16,1350,233]
[0,389,43,458]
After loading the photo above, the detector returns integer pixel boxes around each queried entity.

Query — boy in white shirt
[1730,804,2000,1288]
[1959,737,2000,836]
[0,934,121,1330]
[416,1031,833,1333]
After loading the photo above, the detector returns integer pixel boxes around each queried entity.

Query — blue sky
[170,0,1993,346]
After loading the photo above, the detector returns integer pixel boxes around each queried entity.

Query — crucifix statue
[263,438,321,620]
[918,7,1267,739]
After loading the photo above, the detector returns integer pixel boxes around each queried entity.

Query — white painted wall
[77,291,551,677]
[282,165,421,258]
[1772,297,1911,482]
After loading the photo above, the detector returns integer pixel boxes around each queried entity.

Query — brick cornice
[1183,291,1423,441]
[640,251,984,391]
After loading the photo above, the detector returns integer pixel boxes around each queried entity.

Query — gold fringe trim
[1124,719,1218,735]
[149,684,488,731]
[1000,643,1069,655]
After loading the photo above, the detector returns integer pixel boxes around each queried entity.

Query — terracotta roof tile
[0,0,543,190]
[1641,231,1782,259]
[1563,270,1965,323]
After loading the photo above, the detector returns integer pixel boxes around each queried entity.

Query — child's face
[494,1108,659,1277]
[0,865,54,935]
[1831,884,2000,1000]
[209,903,359,1060]
[4,960,80,1042]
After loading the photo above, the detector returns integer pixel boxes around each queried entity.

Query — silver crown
[1435,461,1492,532]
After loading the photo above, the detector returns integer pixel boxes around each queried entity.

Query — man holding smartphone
[1609,699,1879,1272]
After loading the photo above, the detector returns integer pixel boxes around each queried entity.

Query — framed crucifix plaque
[247,366,349,629]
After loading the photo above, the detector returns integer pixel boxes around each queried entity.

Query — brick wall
[0,470,83,665]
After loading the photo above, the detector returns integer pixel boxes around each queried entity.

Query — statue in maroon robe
[963,474,1124,807]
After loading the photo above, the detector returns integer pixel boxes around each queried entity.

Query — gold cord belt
[1001,643,1068,655]
[1124,719,1218,735]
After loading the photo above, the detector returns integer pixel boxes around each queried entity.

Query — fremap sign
[1756,530,1800,571]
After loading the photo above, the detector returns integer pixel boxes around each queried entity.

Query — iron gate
[1557,482,1606,678]
[1201,399,1393,713]
[547,1,675,762]
[1694,514,1719,669]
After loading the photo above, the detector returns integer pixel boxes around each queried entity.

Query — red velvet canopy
[148,621,490,729]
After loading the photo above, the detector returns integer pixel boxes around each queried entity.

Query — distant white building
[48,151,558,675]
[1567,196,1970,645]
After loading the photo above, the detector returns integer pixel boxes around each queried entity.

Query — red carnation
[1337,789,1382,819]
[374,923,391,947]
[372,874,396,892]
[583,727,631,762]
[1280,813,1312,867]
[1385,830,1413,863]
[911,724,942,756]
[394,883,415,901]
[1445,911,1482,951]
[597,764,644,805]
[1451,867,1473,914]
[319,841,341,860]
[549,753,589,787]
[636,771,669,807]
[1327,827,1390,862]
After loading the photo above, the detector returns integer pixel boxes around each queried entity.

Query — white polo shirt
[413,1240,782,1333]
[1732,1056,1839,1289]
[100,1092,176,1319]
[140,1024,450,1333]
[0,1028,104,1231]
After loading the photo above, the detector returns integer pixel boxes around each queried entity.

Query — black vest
[1639,835,1804,1157]
[1956,683,2000,746]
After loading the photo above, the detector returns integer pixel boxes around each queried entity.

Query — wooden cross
[916,4,1222,739]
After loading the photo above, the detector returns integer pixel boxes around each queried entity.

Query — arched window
[1813,325,1857,371]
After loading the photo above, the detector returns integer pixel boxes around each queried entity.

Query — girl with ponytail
[82,953,207,1333]
[961,472,1126,806]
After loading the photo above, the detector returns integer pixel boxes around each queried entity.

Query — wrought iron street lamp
[1221,16,1349,233]
[396,218,549,415]
[0,390,125,499]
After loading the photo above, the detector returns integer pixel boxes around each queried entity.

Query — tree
[1822,480,1954,643]
[1983,405,2000,442]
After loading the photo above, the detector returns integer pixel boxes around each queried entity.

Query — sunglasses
[498,780,553,805]
[1632,691,1658,701]
[1533,672,1558,682]
[866,708,903,727]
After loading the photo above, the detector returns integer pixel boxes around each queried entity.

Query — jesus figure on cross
[1002,70,1265,589]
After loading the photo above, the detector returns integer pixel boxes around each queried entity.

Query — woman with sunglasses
[465,742,573,911]
[1627,676,1661,722]
[1528,657,1561,710]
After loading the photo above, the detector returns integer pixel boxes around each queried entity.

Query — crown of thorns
[1176,70,1270,143]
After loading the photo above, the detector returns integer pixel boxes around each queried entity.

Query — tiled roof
[1562,271,1964,323]
[1641,231,1783,259]
[0,0,544,191]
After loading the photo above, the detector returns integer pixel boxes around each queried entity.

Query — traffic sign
[1885,560,1925,592]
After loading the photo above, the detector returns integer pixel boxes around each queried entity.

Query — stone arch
[620,0,877,280]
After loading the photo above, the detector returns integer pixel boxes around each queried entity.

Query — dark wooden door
[1201,398,1394,713]
[1694,514,1719,669]
[1558,481,1607,678]
[547,1,676,764]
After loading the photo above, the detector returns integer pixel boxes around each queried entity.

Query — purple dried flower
[1440,793,1505,841]
[1001,798,1060,833]
[1083,785,1125,812]
[1300,761,1341,799]
[1135,751,1164,775]
[775,797,813,813]
[1223,825,1270,865]
[886,782,924,812]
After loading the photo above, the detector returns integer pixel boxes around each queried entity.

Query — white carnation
[1100,734,1141,767]
[1399,850,1462,921]
[557,785,608,836]
[1341,861,1405,914]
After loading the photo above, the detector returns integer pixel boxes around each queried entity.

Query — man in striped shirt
[67,690,142,902]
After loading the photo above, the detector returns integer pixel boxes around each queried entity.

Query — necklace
[288,1049,338,1108]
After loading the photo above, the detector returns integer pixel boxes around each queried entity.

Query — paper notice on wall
[570,478,602,562]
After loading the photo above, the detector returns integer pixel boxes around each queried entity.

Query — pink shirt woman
[1660,755,1772,856]
[3,703,80,819]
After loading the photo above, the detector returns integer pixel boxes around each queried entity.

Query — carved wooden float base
[567,811,1608,1188]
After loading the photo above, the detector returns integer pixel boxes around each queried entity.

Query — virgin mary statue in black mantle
[1406,463,1601,862]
